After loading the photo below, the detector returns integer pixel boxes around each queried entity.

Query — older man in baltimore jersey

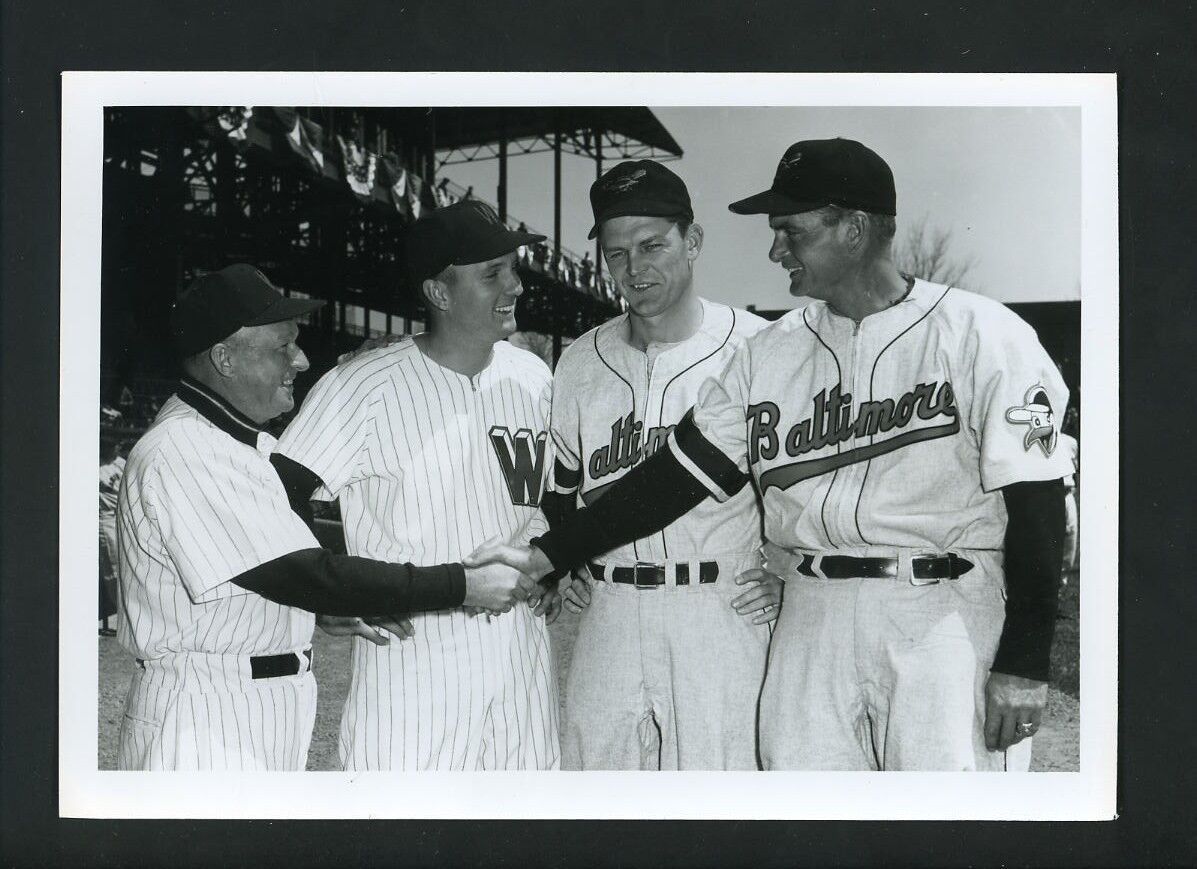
[486,138,1070,771]
[543,160,781,771]
[115,264,536,770]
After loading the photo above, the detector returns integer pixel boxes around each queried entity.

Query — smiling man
[482,139,1071,772]
[273,201,561,770]
[541,160,780,771]
[115,264,536,770]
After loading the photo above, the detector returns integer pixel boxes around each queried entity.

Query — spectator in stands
[516,224,531,263]
[533,241,550,269]
[99,439,126,636]
[118,385,135,419]
[580,251,594,289]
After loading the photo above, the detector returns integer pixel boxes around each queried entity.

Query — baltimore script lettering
[588,412,676,481]
[748,381,957,462]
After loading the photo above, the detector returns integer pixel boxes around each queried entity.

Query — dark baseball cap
[587,160,694,240]
[728,138,896,217]
[405,200,546,285]
[170,263,325,358]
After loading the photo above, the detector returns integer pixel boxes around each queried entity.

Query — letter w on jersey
[488,426,548,506]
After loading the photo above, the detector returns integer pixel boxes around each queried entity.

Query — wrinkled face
[598,215,700,319]
[767,210,849,299]
[227,319,309,423]
[441,251,524,342]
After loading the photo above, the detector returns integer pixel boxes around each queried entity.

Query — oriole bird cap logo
[603,168,648,192]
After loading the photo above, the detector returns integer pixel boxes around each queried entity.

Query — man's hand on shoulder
[337,333,406,365]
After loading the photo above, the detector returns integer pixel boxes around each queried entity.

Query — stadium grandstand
[100,105,683,441]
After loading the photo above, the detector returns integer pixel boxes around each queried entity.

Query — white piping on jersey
[789,284,954,547]
[853,284,954,544]
[584,300,744,561]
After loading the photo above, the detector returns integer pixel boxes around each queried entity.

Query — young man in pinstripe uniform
[116,265,535,770]
[274,202,561,770]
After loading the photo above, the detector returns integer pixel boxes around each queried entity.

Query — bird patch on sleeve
[1004,385,1058,456]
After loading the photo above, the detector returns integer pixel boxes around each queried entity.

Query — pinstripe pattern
[277,337,559,770]
[114,391,320,770]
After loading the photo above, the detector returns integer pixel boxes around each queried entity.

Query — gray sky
[445,106,1080,309]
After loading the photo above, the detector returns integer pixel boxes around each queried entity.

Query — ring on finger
[1015,721,1037,736]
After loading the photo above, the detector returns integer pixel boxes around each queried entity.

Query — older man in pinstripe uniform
[116,264,534,770]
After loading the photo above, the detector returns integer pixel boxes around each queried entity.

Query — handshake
[460,538,556,616]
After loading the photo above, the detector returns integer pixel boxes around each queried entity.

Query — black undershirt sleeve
[991,478,1066,682]
[265,453,467,613]
[537,490,577,587]
[270,453,324,530]
[540,490,577,530]
[532,446,711,572]
[232,548,466,616]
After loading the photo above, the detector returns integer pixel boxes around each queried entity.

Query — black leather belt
[796,553,974,581]
[136,648,313,679]
[588,561,719,587]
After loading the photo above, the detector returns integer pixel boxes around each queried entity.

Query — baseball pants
[338,604,559,770]
[117,648,317,771]
[561,552,771,771]
[759,547,1031,771]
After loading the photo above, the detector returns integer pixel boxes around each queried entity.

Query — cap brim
[246,295,326,326]
[452,229,547,266]
[587,202,694,239]
[727,189,827,216]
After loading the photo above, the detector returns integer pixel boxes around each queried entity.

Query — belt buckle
[634,562,661,589]
[910,552,941,586]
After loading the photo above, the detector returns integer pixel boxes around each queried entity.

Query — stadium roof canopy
[423,107,684,165]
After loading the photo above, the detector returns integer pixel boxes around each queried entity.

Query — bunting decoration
[215,106,253,144]
[380,154,410,218]
[274,109,325,175]
[407,173,425,220]
[337,134,377,202]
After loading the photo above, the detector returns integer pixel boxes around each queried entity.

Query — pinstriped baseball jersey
[275,336,559,770]
[550,299,769,561]
[115,380,320,770]
[670,280,1072,552]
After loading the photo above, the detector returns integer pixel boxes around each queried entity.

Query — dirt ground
[98,572,1080,772]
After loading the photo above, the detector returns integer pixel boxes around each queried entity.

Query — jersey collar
[603,296,729,355]
[177,376,265,448]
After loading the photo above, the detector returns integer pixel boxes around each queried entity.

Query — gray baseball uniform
[550,298,771,769]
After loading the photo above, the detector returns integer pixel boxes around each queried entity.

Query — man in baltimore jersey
[115,264,536,771]
[273,202,561,771]
[484,138,1071,771]
[543,160,781,770]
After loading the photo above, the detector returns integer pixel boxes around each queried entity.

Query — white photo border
[60,71,1118,820]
